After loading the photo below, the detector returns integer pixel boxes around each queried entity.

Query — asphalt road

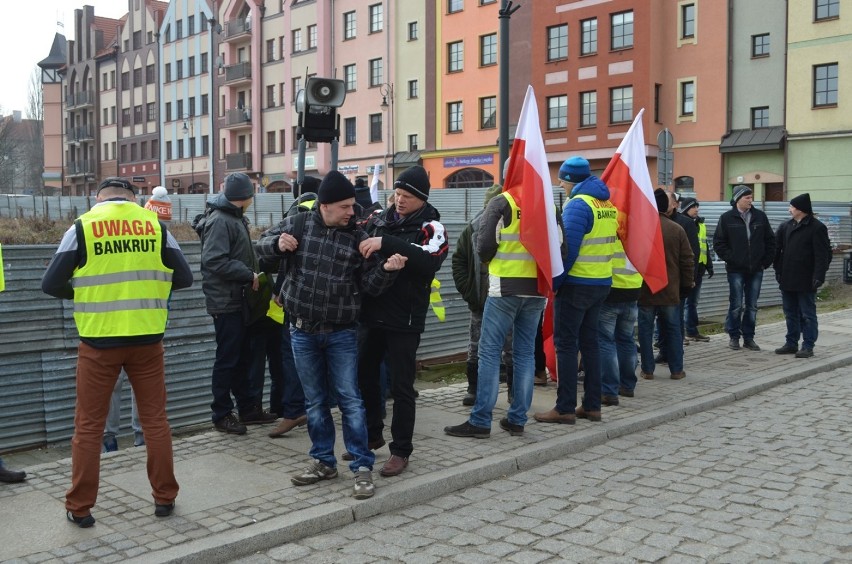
[238,366,852,563]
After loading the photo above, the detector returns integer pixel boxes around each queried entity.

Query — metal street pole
[498,1,521,185]
[380,83,394,189]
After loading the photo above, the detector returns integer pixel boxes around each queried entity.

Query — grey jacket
[199,193,258,314]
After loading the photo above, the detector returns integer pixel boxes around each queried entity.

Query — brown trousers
[66,341,179,515]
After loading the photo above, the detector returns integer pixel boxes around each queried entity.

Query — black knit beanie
[654,189,670,213]
[318,171,356,204]
[224,173,254,201]
[394,166,431,201]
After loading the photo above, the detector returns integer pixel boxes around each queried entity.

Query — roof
[389,151,422,168]
[719,127,786,154]
[38,33,67,69]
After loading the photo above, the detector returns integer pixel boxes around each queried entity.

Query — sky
[0,1,129,116]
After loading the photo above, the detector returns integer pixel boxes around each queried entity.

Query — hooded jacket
[361,202,448,332]
[198,193,258,314]
[558,175,614,287]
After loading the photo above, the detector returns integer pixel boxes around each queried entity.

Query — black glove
[812,279,823,290]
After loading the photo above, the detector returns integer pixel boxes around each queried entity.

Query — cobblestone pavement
[242,366,852,563]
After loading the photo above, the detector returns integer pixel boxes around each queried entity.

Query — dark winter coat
[639,214,694,307]
[772,214,832,292]
[713,206,775,274]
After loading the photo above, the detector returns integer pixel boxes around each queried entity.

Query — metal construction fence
[1,188,850,452]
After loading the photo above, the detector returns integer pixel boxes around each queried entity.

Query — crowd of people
[0,159,832,527]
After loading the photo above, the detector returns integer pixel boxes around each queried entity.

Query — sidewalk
[3,310,852,564]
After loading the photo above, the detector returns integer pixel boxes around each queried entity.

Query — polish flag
[600,109,667,293]
[503,86,564,378]
[370,163,382,204]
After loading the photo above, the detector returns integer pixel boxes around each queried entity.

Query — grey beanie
[224,172,254,201]
[730,185,752,206]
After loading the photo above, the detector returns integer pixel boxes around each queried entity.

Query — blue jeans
[290,327,373,473]
[210,312,254,422]
[725,270,763,340]
[554,284,610,414]
[279,323,307,419]
[105,368,143,446]
[470,296,545,428]
[684,277,703,336]
[781,290,818,350]
[598,301,638,396]
[638,305,683,374]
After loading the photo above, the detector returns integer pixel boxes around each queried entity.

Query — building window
[580,91,597,127]
[611,11,634,50]
[480,33,497,66]
[448,0,463,14]
[146,64,155,83]
[408,21,418,41]
[547,24,568,61]
[267,39,276,62]
[188,56,196,77]
[751,107,769,128]
[814,63,838,107]
[308,25,317,49]
[176,62,183,80]
[188,15,195,35]
[369,4,383,33]
[681,3,695,39]
[343,11,356,40]
[408,134,419,151]
[141,141,147,160]
[122,71,130,89]
[133,30,142,50]
[345,117,356,145]
[408,79,419,99]
[292,77,302,101]
[133,68,143,87]
[815,0,839,20]
[292,29,302,52]
[164,103,171,122]
[201,53,209,73]
[580,18,597,55]
[610,86,633,123]
[480,96,496,129]
[448,41,464,73]
[176,19,183,40]
[134,105,143,124]
[267,131,276,154]
[480,0,497,4]
[147,102,156,121]
[202,94,209,114]
[448,101,463,132]
[267,84,276,108]
[547,95,568,130]
[369,58,383,86]
[369,113,383,142]
[752,34,770,57]
[344,64,357,91]
[680,81,695,116]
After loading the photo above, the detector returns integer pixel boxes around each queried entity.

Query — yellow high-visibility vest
[611,239,643,290]
[429,278,446,321]
[72,204,173,337]
[698,221,708,265]
[489,192,537,279]
[568,194,617,280]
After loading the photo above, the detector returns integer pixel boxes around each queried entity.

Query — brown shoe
[379,454,409,477]
[268,414,307,438]
[534,370,548,386]
[670,371,686,380]
[533,408,576,425]
[640,371,654,380]
[342,438,386,461]
[576,406,602,422]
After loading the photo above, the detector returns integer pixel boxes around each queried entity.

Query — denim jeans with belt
[598,300,638,396]
[290,326,373,473]
[725,270,764,340]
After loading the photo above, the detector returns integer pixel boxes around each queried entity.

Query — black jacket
[773,214,832,292]
[361,202,448,332]
[713,206,775,274]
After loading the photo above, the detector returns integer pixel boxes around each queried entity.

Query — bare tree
[23,69,46,194]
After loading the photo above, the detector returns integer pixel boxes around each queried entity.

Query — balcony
[65,159,96,177]
[65,124,95,144]
[223,107,252,129]
[64,90,95,109]
[224,61,252,85]
[225,152,252,171]
[222,17,251,43]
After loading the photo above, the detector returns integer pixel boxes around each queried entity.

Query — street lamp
[181,116,195,193]
[379,83,394,190]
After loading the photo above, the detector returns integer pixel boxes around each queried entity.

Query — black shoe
[728,338,741,350]
[155,502,175,517]
[743,339,761,351]
[462,392,476,406]
[444,421,490,439]
[775,344,798,354]
[654,354,668,364]
[795,348,814,358]
[602,395,620,406]
[499,417,524,436]
[239,407,278,425]
[214,413,247,435]
[66,511,95,528]
[618,387,635,398]
[0,465,26,483]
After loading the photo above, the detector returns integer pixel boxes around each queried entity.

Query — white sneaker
[291,459,338,486]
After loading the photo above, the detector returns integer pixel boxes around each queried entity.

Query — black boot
[463,361,477,406]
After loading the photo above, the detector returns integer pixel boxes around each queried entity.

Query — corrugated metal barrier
[1,191,849,451]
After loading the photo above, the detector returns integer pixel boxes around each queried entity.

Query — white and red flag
[503,86,564,377]
[370,163,382,204]
[600,109,667,293]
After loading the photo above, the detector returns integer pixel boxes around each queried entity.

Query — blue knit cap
[558,156,591,183]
